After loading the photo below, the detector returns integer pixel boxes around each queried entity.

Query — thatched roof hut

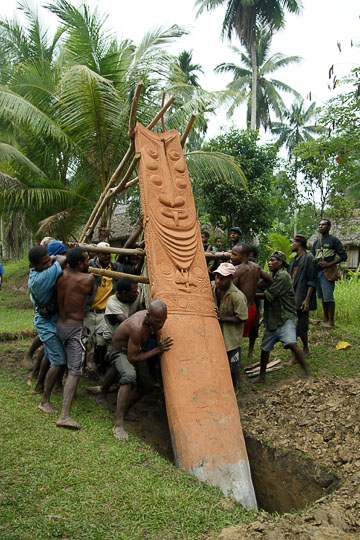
[92,203,135,246]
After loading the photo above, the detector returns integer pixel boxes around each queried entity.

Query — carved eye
[150,174,162,186]
[174,162,186,173]
[147,146,159,159]
[175,177,187,189]
[169,149,181,161]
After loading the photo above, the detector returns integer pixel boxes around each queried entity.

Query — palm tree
[195,0,303,129]
[170,50,204,87]
[0,0,247,242]
[271,99,320,155]
[215,25,301,130]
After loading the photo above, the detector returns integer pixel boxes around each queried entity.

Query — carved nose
[159,194,185,208]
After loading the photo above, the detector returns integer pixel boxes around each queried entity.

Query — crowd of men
[26,218,347,441]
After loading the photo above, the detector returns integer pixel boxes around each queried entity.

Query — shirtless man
[56,247,94,429]
[231,243,261,355]
[103,300,173,441]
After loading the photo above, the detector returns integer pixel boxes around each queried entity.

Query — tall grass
[314,275,360,326]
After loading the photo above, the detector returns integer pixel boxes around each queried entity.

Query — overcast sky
[1,0,359,139]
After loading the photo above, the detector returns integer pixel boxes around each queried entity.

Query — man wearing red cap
[211,262,248,392]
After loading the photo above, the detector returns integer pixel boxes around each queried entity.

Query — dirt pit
[96,375,360,539]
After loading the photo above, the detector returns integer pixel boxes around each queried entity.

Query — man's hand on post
[158,336,174,353]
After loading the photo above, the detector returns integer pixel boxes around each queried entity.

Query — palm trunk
[250,38,257,130]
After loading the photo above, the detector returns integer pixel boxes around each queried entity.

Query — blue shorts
[261,319,297,352]
[43,334,66,367]
[317,271,335,303]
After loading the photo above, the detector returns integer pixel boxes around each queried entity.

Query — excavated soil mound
[218,376,360,539]
[95,374,360,539]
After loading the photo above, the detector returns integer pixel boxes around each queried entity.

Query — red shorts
[243,303,257,338]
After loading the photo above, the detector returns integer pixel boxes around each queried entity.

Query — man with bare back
[56,247,94,429]
[231,244,260,346]
[102,300,173,441]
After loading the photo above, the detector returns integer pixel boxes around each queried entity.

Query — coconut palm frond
[0,186,93,214]
[36,206,75,235]
[0,87,71,149]
[0,171,27,190]
[57,64,122,135]
[185,151,247,188]
[0,142,45,176]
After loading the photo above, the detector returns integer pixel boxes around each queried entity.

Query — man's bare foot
[113,425,129,441]
[252,375,265,384]
[303,349,309,358]
[56,417,82,430]
[38,402,56,414]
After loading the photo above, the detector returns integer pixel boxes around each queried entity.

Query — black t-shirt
[312,235,347,263]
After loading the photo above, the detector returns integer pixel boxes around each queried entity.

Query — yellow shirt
[91,266,113,310]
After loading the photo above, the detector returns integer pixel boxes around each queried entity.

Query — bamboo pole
[78,242,230,260]
[128,81,144,139]
[181,114,196,148]
[89,266,149,284]
[113,152,141,193]
[79,243,145,256]
[161,92,166,133]
[79,141,135,242]
[147,95,176,130]
[81,149,140,242]
[125,176,139,189]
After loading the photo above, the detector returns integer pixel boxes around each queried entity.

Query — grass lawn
[0,340,255,540]
[0,262,359,539]
[0,257,34,332]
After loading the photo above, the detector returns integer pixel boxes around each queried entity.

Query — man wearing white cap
[211,262,248,392]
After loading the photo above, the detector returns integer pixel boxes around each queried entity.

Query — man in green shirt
[255,251,309,383]
[211,262,248,391]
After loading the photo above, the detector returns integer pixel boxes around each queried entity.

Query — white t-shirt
[103,294,141,342]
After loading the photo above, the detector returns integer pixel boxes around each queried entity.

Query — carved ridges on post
[135,122,214,311]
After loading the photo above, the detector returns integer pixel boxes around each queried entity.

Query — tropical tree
[215,25,301,130]
[170,50,204,87]
[0,0,248,244]
[195,128,278,236]
[195,0,303,129]
[271,98,320,154]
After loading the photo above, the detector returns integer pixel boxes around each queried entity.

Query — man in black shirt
[311,219,347,328]
[288,235,317,358]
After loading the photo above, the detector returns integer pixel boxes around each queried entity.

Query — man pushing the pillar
[102,300,173,441]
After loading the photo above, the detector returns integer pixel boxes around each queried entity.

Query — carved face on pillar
[136,123,213,311]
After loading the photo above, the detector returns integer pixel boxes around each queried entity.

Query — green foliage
[0,359,253,540]
[197,128,278,236]
[215,25,302,130]
[264,232,294,261]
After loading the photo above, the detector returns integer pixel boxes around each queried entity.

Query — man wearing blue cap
[230,227,243,247]
[47,241,67,256]
[28,245,67,413]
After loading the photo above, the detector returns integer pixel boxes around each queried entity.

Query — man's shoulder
[276,269,292,282]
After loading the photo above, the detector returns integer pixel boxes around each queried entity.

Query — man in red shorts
[231,243,260,347]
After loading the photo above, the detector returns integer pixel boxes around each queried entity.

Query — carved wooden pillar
[135,123,257,509]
